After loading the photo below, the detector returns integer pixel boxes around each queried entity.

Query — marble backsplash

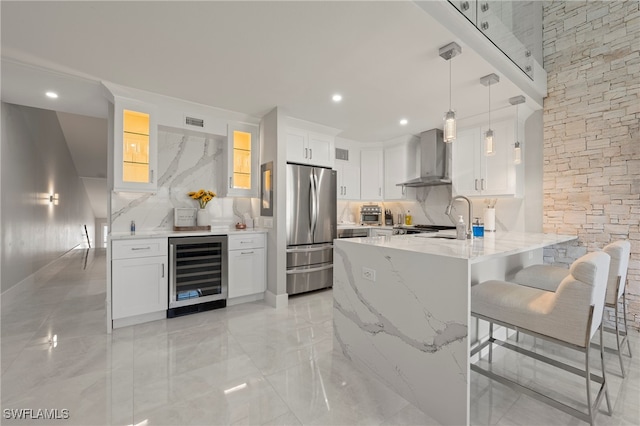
[339,185,525,232]
[111,129,259,233]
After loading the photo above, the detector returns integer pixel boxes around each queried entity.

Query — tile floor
[1,247,639,425]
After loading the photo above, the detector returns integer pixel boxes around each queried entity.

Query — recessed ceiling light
[45,91,58,99]
[332,94,342,102]
[400,119,408,125]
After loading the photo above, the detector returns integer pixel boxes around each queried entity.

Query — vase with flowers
[188,189,216,226]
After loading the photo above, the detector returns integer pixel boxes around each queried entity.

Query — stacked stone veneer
[542,1,640,329]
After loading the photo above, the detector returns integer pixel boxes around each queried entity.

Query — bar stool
[513,240,632,377]
[471,251,612,425]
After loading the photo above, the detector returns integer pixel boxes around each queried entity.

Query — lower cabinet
[228,233,266,299]
[111,238,168,320]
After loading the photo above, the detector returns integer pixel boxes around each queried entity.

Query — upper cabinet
[452,117,520,197]
[286,128,334,168]
[224,122,259,197]
[360,149,384,200]
[113,98,158,192]
[383,138,418,200]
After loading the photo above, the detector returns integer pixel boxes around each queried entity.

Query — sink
[414,234,457,240]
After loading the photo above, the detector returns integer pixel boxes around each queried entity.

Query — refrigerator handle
[310,171,318,239]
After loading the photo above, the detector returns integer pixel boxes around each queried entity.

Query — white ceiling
[1,1,539,218]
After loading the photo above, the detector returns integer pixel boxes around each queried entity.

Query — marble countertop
[335,231,577,264]
[109,227,268,240]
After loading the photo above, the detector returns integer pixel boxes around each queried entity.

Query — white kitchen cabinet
[228,233,266,299]
[336,161,360,200]
[224,122,259,197]
[286,128,334,168]
[360,149,384,200]
[111,238,168,320]
[113,98,158,192]
[452,118,519,197]
[384,140,418,200]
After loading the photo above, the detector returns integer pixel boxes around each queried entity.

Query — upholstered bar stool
[471,251,612,425]
[513,240,632,377]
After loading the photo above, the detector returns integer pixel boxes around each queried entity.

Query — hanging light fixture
[480,73,499,156]
[439,42,462,143]
[509,95,526,165]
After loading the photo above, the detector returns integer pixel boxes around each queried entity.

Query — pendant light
[480,73,499,156]
[439,42,462,143]
[509,95,526,165]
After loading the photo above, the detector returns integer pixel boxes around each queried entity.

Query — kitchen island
[333,232,576,426]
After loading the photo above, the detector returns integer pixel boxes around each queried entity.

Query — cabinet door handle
[344,186,347,196]
[161,263,165,278]
[241,251,255,255]
[240,240,253,244]
[309,148,313,159]
[402,186,406,196]
[475,179,479,190]
[229,177,233,188]
[131,247,151,251]
[305,148,308,158]
[481,179,486,190]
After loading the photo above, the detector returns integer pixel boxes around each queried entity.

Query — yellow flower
[187,189,216,209]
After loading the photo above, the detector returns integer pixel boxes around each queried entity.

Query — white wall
[260,107,288,308]
[1,103,95,293]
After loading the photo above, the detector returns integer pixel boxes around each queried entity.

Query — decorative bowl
[235,223,247,230]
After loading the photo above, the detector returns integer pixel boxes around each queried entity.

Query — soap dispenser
[456,215,466,240]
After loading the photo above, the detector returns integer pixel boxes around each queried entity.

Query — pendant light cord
[449,59,452,110]
[488,81,491,128]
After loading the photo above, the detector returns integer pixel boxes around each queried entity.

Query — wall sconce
[509,95,526,165]
[49,193,59,205]
[439,42,462,143]
[480,73,500,156]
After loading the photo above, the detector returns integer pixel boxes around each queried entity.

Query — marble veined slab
[333,240,471,425]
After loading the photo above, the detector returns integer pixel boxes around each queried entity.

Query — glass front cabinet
[113,98,158,192]
[225,122,259,197]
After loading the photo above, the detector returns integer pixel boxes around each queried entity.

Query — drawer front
[228,233,265,250]
[112,238,168,260]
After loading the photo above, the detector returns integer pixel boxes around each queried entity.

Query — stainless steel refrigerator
[286,163,336,295]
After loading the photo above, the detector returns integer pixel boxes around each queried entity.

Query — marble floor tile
[2,247,639,425]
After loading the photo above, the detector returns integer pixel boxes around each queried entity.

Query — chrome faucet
[445,195,473,239]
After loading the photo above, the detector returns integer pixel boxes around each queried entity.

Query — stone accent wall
[543,1,640,329]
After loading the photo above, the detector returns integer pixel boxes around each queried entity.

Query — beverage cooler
[168,235,227,317]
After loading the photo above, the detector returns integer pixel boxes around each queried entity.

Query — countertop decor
[188,189,216,209]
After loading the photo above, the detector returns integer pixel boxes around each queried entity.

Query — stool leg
[623,292,632,357]
[585,343,594,426]
[489,322,494,363]
[600,324,612,415]
[614,298,626,378]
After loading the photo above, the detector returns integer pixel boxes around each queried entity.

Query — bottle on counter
[456,215,466,240]
[405,210,412,226]
[130,220,136,235]
[472,217,484,238]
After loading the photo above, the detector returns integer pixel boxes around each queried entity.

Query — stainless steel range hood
[398,128,451,187]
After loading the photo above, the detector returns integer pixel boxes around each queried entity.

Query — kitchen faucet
[445,195,473,239]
